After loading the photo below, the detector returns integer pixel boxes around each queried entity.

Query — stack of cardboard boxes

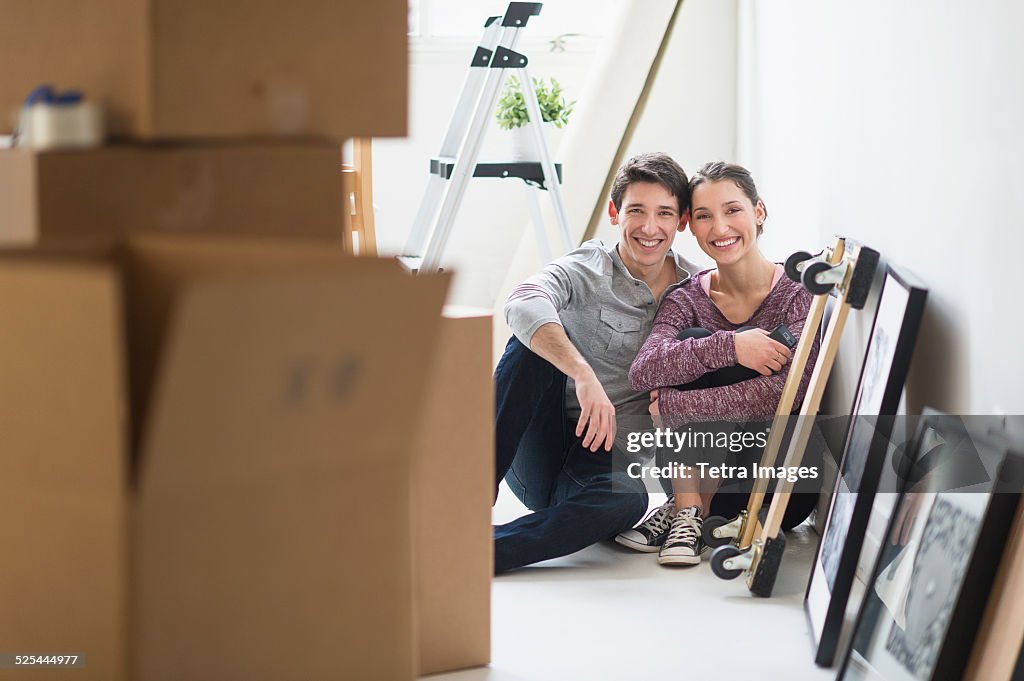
[0,0,400,243]
[0,2,492,679]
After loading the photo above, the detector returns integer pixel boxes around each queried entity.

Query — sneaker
[658,506,705,566]
[615,496,676,553]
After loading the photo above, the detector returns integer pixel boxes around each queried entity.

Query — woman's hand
[735,328,791,376]
[574,367,616,452]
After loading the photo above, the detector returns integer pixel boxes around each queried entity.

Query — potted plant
[494,75,575,161]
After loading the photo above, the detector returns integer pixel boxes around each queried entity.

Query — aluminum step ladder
[399,1,574,273]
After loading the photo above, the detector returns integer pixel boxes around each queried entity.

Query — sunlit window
[409,0,612,39]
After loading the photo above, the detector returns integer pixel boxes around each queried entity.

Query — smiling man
[493,152,699,573]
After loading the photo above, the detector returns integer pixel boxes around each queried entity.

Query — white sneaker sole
[614,533,662,553]
[657,552,701,566]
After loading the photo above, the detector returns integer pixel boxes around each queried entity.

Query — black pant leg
[493,335,569,509]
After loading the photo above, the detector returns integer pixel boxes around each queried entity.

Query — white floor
[422,485,837,681]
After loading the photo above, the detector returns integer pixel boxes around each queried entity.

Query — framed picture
[805,264,927,666]
[837,412,1023,681]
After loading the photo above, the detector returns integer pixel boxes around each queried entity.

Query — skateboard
[701,237,846,551]
[709,240,881,596]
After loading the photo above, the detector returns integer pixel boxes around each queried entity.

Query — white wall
[737,0,1024,415]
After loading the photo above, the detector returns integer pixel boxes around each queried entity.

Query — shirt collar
[602,239,693,285]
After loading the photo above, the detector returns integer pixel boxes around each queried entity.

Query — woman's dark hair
[610,153,690,215]
[688,161,768,235]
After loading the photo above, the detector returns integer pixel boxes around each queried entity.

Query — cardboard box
[0,236,451,681]
[0,0,407,139]
[0,144,345,246]
[414,307,493,676]
[0,261,127,681]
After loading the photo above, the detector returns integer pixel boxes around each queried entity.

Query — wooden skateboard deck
[743,241,880,596]
[736,238,846,548]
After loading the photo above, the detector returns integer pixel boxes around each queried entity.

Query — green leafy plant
[495,76,575,131]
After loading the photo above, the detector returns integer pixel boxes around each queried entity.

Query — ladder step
[396,255,423,273]
[430,159,562,186]
[396,255,447,273]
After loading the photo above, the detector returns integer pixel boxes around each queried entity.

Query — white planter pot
[500,123,566,164]
[508,124,540,162]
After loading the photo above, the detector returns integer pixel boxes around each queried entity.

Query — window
[410,0,612,40]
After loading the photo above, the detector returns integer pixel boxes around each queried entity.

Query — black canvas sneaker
[658,505,705,566]
[615,496,676,552]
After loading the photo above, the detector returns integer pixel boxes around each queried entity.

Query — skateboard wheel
[784,251,812,282]
[749,534,786,597]
[710,545,744,580]
[801,261,834,295]
[702,515,736,548]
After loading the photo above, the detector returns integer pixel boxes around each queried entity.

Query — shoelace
[640,499,677,535]
[666,513,702,546]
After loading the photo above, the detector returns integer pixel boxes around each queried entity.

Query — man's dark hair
[610,153,690,215]
[688,161,768,236]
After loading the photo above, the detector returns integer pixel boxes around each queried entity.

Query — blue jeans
[493,337,649,573]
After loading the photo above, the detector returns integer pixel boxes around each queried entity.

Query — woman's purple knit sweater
[628,269,819,420]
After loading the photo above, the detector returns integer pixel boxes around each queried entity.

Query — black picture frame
[805,264,927,666]
[836,411,1023,681]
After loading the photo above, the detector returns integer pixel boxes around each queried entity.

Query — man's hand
[735,328,791,376]
[574,367,616,452]
[527,323,617,453]
[649,389,663,428]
